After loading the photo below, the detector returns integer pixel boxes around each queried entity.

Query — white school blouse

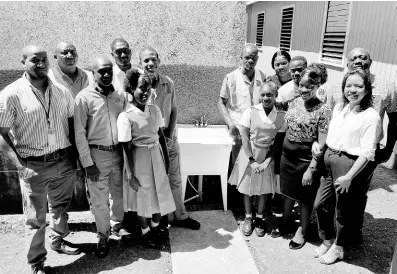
[326,103,382,161]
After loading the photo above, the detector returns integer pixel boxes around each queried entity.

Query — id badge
[48,127,56,147]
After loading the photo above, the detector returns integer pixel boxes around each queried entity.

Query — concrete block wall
[0,1,247,213]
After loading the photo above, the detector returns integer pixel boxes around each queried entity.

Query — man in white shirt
[111,38,133,101]
[48,42,91,97]
[325,48,397,246]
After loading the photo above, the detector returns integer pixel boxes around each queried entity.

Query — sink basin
[177,124,234,211]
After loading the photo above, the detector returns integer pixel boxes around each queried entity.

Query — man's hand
[17,166,37,180]
[85,164,101,181]
[163,127,173,140]
[128,176,141,192]
[334,175,352,194]
[229,124,240,137]
[375,147,393,164]
[302,169,313,186]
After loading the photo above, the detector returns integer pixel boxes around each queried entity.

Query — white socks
[151,220,159,228]
[256,214,263,219]
[245,213,252,218]
[141,226,150,235]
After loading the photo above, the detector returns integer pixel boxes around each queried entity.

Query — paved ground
[0,166,396,273]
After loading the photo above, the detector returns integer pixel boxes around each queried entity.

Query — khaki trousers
[86,148,124,238]
[20,152,76,265]
[166,134,189,221]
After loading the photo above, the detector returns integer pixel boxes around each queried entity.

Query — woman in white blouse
[313,69,382,264]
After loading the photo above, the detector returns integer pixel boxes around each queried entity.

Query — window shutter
[279,6,294,52]
[256,12,265,47]
[321,1,351,65]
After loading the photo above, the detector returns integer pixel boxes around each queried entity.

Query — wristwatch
[249,156,256,164]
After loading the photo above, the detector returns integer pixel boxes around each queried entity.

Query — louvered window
[279,6,294,52]
[256,12,265,47]
[320,1,351,66]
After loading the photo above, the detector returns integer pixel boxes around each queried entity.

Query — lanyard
[32,87,52,127]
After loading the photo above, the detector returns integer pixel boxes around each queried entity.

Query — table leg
[220,173,228,211]
[198,175,203,202]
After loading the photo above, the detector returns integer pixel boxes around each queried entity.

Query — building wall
[247,1,397,165]
[0,1,247,213]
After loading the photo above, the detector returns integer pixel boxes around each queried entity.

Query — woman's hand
[311,141,322,157]
[334,175,352,194]
[128,176,141,192]
[302,169,313,186]
[259,158,272,172]
[250,162,262,173]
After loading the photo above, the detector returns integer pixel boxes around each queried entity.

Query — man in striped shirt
[0,45,80,274]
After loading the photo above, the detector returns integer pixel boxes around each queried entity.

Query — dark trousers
[314,148,375,247]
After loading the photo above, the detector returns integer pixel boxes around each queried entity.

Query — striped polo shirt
[0,74,75,158]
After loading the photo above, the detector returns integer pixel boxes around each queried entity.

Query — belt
[23,148,68,163]
[89,144,121,151]
[327,147,358,160]
[135,141,159,149]
[287,136,314,143]
[253,142,272,149]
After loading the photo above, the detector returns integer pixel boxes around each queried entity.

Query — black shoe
[51,239,80,255]
[141,230,162,248]
[289,239,306,250]
[242,217,253,236]
[254,218,266,237]
[31,262,45,274]
[270,228,284,238]
[96,237,110,258]
[151,226,167,245]
[121,233,136,245]
[172,217,200,230]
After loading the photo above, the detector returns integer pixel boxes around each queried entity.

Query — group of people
[0,39,396,273]
[0,39,201,274]
[219,44,397,265]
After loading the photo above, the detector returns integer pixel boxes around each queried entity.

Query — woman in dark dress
[271,64,332,250]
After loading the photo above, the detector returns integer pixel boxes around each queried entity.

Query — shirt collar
[93,82,115,97]
[239,67,258,85]
[253,103,277,119]
[22,72,52,95]
[55,62,84,82]
[126,102,151,116]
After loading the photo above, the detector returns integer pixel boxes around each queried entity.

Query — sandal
[318,244,344,265]
[314,241,333,258]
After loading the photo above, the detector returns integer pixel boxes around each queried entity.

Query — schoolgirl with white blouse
[313,69,382,264]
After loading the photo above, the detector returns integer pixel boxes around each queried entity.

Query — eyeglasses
[114,48,131,56]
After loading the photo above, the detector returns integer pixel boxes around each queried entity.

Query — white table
[177,124,234,211]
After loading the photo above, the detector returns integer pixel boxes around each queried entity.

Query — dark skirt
[280,138,319,203]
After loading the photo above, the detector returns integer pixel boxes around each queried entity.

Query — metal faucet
[195,115,208,127]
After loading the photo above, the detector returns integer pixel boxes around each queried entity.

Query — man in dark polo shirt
[0,45,80,274]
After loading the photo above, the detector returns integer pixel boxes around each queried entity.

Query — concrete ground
[0,166,396,273]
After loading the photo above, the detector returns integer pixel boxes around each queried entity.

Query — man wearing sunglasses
[111,38,133,100]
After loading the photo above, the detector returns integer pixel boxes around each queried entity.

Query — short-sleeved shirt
[327,103,381,161]
[278,80,328,109]
[220,67,266,126]
[267,74,290,90]
[117,103,164,145]
[240,103,286,146]
[285,103,332,142]
[48,64,92,97]
[149,74,177,128]
[74,83,126,168]
[0,74,74,157]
